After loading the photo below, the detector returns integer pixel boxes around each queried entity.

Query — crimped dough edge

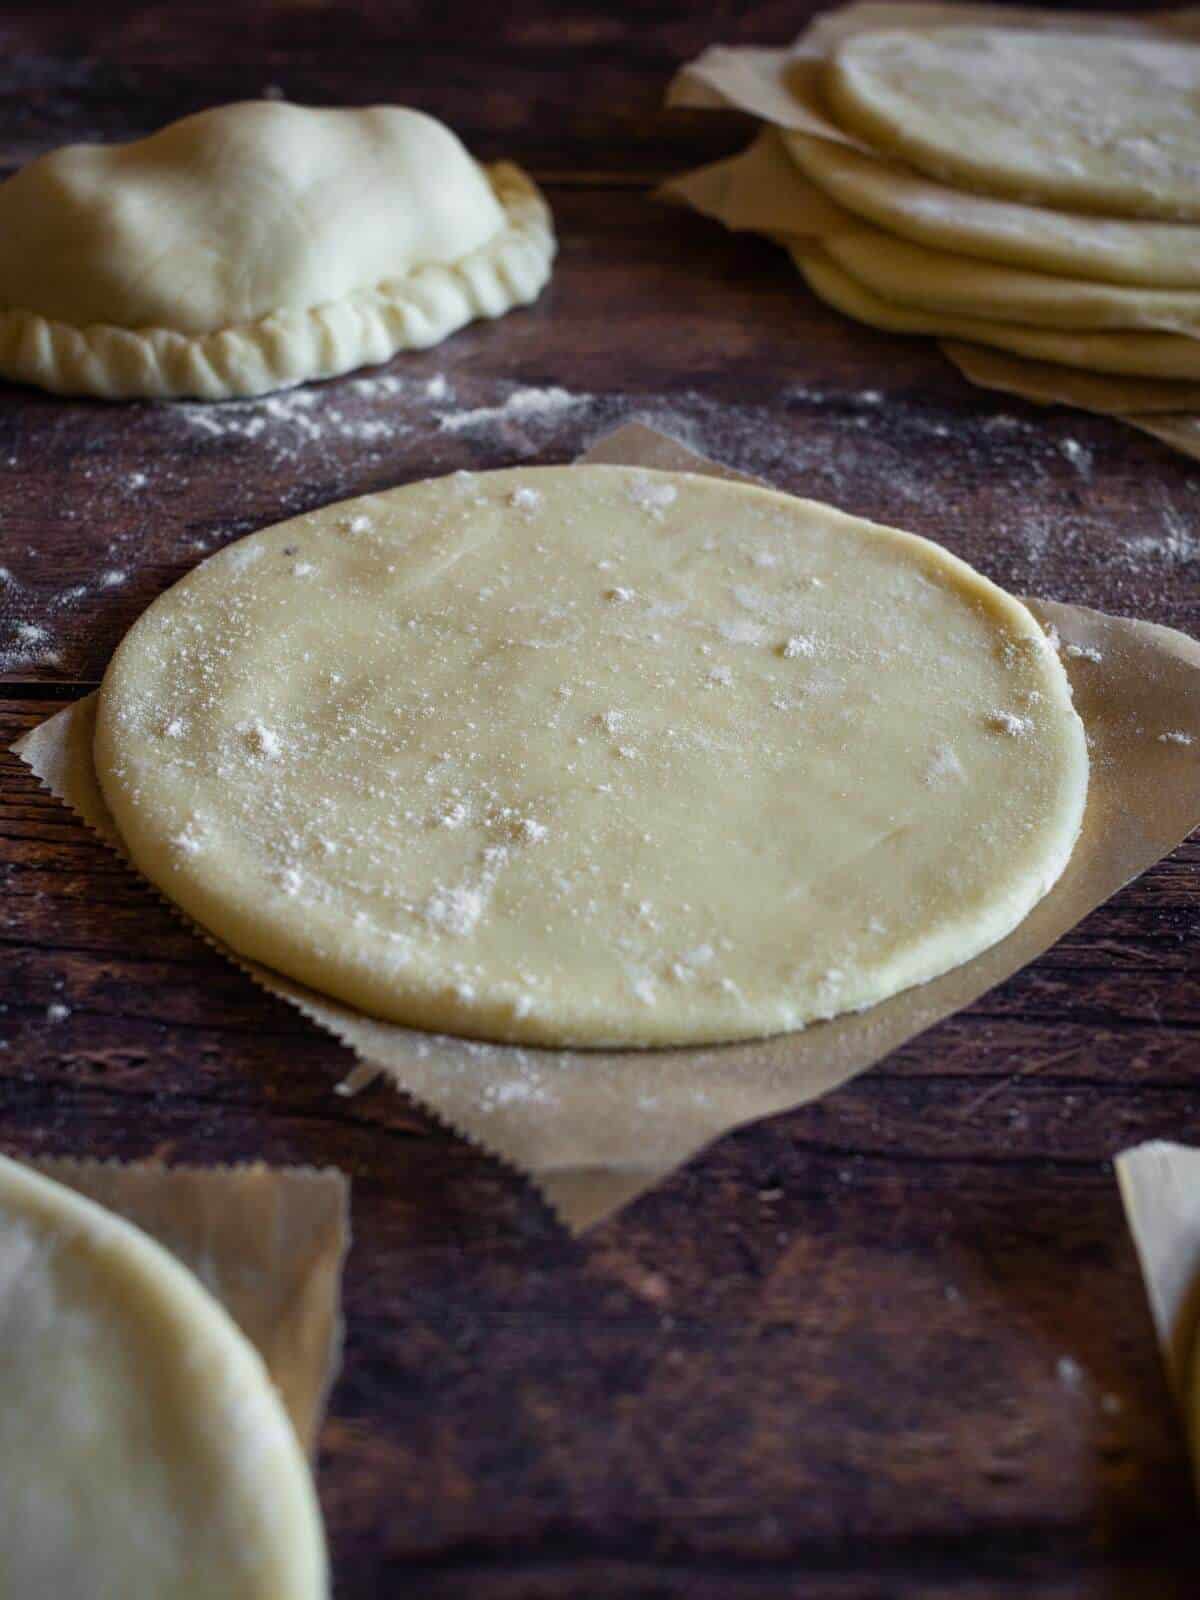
[0,162,554,401]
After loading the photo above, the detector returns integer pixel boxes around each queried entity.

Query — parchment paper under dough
[663,4,1200,461]
[14,425,1200,1232]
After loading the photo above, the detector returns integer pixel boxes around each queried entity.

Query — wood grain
[2,3,1200,1595]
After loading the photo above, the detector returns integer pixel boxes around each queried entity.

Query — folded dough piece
[785,132,1200,290]
[0,101,555,400]
[797,247,1200,380]
[94,464,1087,1049]
[0,1154,326,1599]
[827,28,1200,220]
[822,225,1200,335]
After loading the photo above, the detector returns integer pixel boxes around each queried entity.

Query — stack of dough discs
[0,1155,326,1599]
[95,464,1087,1049]
[781,24,1200,410]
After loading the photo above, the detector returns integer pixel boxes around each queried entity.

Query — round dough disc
[827,28,1200,220]
[822,221,1200,335]
[0,1156,326,1600]
[95,465,1087,1049]
[798,247,1200,380]
[785,131,1200,291]
[942,340,1200,417]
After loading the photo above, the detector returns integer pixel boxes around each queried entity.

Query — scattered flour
[44,1003,71,1024]
[439,386,581,433]
[1056,1355,1085,1392]
[1064,642,1102,663]
[1158,729,1194,745]
[425,883,487,936]
[1058,438,1093,475]
[987,710,1033,736]
[1,620,61,672]
[238,719,281,760]
[175,384,404,459]
[1126,502,1200,566]
[632,976,657,1006]
[171,819,206,858]
[781,635,815,659]
[628,475,678,515]
[925,742,965,784]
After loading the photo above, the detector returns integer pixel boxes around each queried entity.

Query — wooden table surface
[4,2,1200,1594]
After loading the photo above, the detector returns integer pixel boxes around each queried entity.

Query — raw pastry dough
[942,341,1200,417]
[785,132,1200,290]
[798,248,1200,380]
[0,102,554,400]
[822,224,1200,335]
[0,1155,326,1599]
[95,465,1087,1048]
[827,28,1200,220]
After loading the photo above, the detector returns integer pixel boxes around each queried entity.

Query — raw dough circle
[0,102,555,400]
[798,247,1200,381]
[942,341,1200,418]
[821,223,1200,335]
[827,28,1200,220]
[0,1155,326,1600]
[95,465,1087,1048]
[785,132,1200,290]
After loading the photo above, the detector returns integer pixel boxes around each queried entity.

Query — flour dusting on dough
[93,464,1087,1047]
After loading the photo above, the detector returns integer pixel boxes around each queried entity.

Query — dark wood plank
[0,1,1173,176]
[0,3,767,178]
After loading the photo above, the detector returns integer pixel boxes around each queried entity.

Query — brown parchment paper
[20,1157,349,1454]
[1117,1141,1200,1489]
[663,4,1200,461]
[12,423,1200,1234]
[1117,1143,1200,1408]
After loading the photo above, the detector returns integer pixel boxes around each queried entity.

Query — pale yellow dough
[821,224,1200,335]
[942,341,1200,417]
[798,248,1200,380]
[95,465,1087,1048]
[785,131,1200,290]
[0,1155,326,1600]
[0,102,554,399]
[828,28,1200,220]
